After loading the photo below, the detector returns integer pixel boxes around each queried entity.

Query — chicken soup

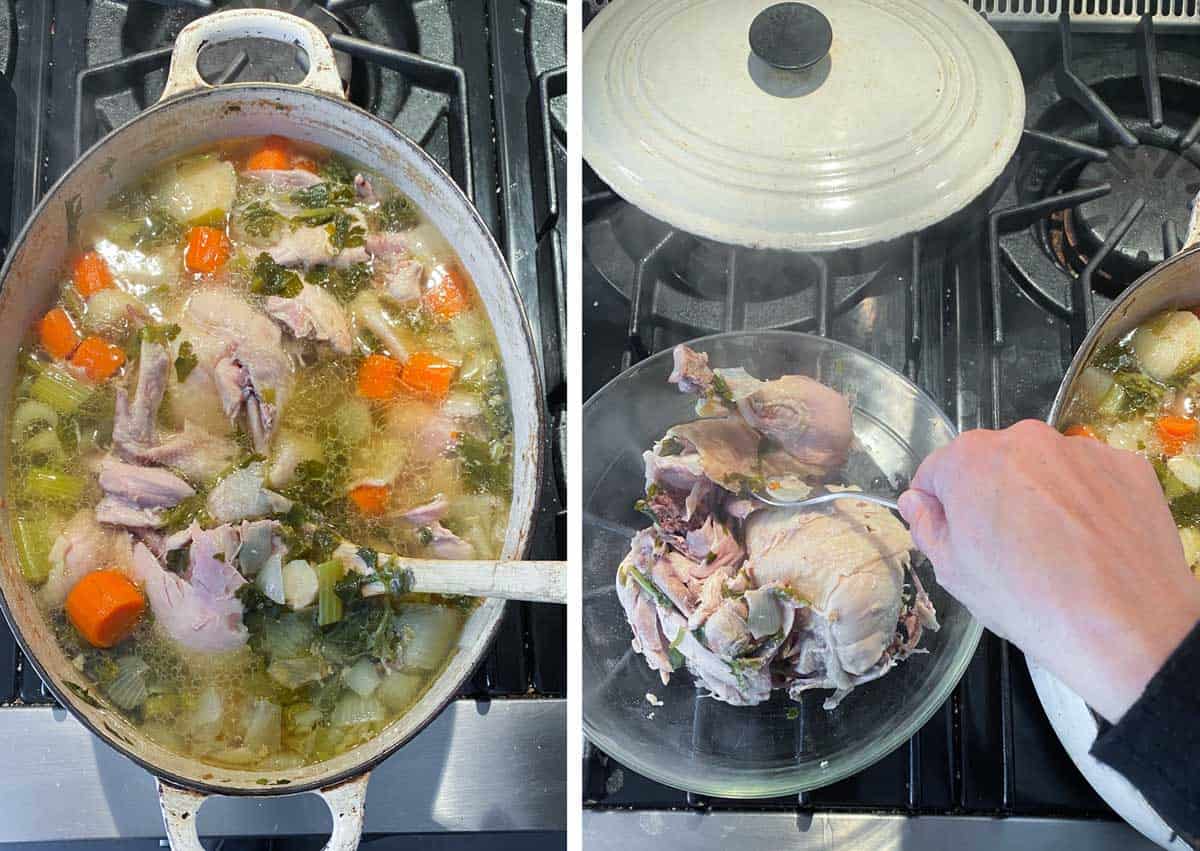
[7,136,513,769]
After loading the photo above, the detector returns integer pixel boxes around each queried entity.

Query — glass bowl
[582,331,980,798]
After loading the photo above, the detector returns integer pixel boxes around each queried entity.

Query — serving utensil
[394,558,566,604]
[750,488,900,512]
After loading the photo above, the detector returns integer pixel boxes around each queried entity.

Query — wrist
[1094,605,1200,724]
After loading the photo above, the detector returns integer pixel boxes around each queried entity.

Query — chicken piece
[133,421,238,484]
[206,463,293,524]
[615,548,674,684]
[267,223,370,269]
[659,605,773,705]
[399,495,449,526]
[379,260,424,304]
[667,344,853,477]
[664,418,763,492]
[95,498,169,529]
[683,515,743,570]
[182,290,293,452]
[350,291,410,361]
[364,231,409,259]
[188,525,246,599]
[41,510,120,608]
[241,168,323,190]
[98,457,195,509]
[426,522,474,560]
[131,542,247,653]
[265,284,353,354]
[113,339,170,452]
[353,173,377,204]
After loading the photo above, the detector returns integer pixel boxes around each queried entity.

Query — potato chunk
[1132,310,1200,382]
[156,156,237,224]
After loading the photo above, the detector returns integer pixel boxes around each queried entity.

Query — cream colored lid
[582,0,1026,251]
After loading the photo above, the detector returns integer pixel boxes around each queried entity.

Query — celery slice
[25,467,84,503]
[14,515,53,584]
[317,560,345,626]
[30,366,91,414]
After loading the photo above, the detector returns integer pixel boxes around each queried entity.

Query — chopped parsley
[250,252,303,298]
[1112,371,1166,416]
[327,210,366,254]
[174,341,198,383]
[318,156,354,185]
[291,181,355,209]
[711,373,734,404]
[658,436,684,456]
[306,262,372,302]
[1092,341,1137,373]
[372,195,420,232]
[456,433,512,495]
[240,201,284,239]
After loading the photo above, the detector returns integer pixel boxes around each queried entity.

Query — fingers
[898,487,950,567]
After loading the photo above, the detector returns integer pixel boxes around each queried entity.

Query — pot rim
[1048,243,1200,428]
[0,80,546,797]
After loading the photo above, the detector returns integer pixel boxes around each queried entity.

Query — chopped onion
[343,658,382,698]
[268,656,325,690]
[262,611,316,660]
[189,687,223,737]
[107,656,150,710]
[255,551,286,604]
[282,559,319,610]
[378,670,425,712]
[330,693,385,728]
[244,699,282,752]
[393,605,462,672]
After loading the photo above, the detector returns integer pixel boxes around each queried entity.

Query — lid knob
[748,3,832,71]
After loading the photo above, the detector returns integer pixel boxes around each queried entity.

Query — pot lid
[582,0,1026,251]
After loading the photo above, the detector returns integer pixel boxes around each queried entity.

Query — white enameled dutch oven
[582,0,1026,251]
[0,10,545,850]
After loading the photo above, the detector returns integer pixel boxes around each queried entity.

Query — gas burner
[585,199,906,336]
[84,0,454,145]
[1071,144,1200,277]
[528,0,567,134]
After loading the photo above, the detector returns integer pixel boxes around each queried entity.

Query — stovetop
[582,6,1195,832]
[0,0,564,842]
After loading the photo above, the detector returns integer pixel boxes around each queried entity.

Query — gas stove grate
[970,0,1200,28]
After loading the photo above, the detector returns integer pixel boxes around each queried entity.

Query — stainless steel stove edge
[0,698,565,842]
[583,809,1161,850]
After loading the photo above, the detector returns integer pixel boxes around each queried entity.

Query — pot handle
[156,772,371,851]
[159,9,345,103]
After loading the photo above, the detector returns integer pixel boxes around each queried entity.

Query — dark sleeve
[1090,619,1200,843]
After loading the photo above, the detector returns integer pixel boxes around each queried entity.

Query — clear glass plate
[582,331,981,798]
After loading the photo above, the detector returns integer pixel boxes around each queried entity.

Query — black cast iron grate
[582,8,1190,820]
[0,0,564,707]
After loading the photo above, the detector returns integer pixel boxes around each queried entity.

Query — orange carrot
[1157,415,1199,456]
[37,307,81,360]
[70,336,126,382]
[1064,424,1098,440]
[65,569,145,648]
[72,251,114,298]
[400,351,456,400]
[245,135,293,171]
[422,264,470,319]
[356,353,404,400]
[348,483,391,516]
[184,226,231,273]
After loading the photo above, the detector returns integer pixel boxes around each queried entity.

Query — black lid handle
[749,3,832,71]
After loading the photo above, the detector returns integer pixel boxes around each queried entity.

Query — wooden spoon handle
[398,559,567,604]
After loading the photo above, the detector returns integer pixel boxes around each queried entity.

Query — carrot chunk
[422,264,470,319]
[1157,415,1198,456]
[65,569,145,648]
[246,135,293,171]
[400,351,456,400]
[38,307,81,360]
[356,353,404,400]
[348,483,391,516]
[70,336,126,382]
[184,226,231,273]
[1063,424,1098,440]
[72,251,114,298]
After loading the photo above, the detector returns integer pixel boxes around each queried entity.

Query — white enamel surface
[1028,664,1186,850]
[582,0,1026,250]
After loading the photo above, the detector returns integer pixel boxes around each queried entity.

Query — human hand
[898,419,1200,723]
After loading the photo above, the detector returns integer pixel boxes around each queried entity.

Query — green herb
[125,208,184,249]
[326,210,366,255]
[306,262,373,302]
[771,586,811,607]
[291,182,355,209]
[251,252,303,298]
[667,647,685,669]
[786,707,800,721]
[174,341,197,383]
[704,551,717,564]
[1171,492,1200,527]
[625,564,672,608]
[723,471,767,495]
[372,195,420,231]
[283,459,329,507]
[1112,371,1166,416]
[241,201,284,239]
[237,583,286,618]
[633,498,656,521]
[318,157,354,185]
[711,373,734,405]
[160,493,211,533]
[658,436,685,456]
[164,547,189,575]
[417,526,434,546]
[290,207,339,227]
[142,323,180,345]
[456,433,512,495]
[320,599,397,664]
